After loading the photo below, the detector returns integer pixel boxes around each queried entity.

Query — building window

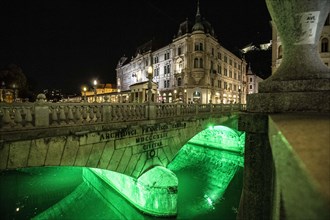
[154,67,159,76]
[224,68,228,76]
[229,59,232,66]
[164,52,170,60]
[224,82,227,90]
[234,85,237,91]
[218,80,221,88]
[178,47,182,55]
[250,85,253,90]
[321,38,329,52]
[234,71,237,79]
[218,65,221,74]
[194,58,198,68]
[195,42,204,51]
[178,78,182,86]
[210,61,214,73]
[199,58,203,68]
[167,64,171,75]
[229,70,232,78]
[218,52,221,60]
[211,79,214,87]
[224,55,228,63]
[249,77,252,82]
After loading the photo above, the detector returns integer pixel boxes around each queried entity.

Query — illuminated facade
[271,13,330,73]
[83,83,118,103]
[116,2,247,104]
[246,65,263,94]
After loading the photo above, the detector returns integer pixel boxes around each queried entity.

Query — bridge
[0,96,245,216]
[1,1,330,218]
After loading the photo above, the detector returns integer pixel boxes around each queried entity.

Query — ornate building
[271,13,330,73]
[116,2,247,104]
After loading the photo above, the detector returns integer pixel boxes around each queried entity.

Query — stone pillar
[239,1,330,219]
[237,113,274,220]
[248,0,330,112]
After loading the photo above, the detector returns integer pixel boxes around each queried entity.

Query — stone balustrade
[0,99,245,131]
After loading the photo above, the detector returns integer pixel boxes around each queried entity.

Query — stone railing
[0,98,245,131]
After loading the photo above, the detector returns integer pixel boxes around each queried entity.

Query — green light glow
[188,125,245,154]
[87,166,178,217]
[167,143,244,217]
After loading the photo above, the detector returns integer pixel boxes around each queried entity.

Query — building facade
[116,3,247,104]
[246,65,263,94]
[271,13,330,73]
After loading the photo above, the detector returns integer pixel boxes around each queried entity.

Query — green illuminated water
[0,126,244,219]
[0,147,243,219]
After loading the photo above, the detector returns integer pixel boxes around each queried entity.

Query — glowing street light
[83,86,87,102]
[174,89,177,102]
[93,79,97,103]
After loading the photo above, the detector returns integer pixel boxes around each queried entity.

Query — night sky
[0,0,272,94]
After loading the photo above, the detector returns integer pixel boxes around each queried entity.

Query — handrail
[0,100,245,131]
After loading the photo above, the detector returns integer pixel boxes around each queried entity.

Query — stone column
[248,0,330,112]
[239,1,330,219]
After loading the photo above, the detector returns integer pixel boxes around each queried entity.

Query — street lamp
[147,66,153,103]
[184,89,187,103]
[93,79,97,103]
[174,89,177,103]
[83,86,87,102]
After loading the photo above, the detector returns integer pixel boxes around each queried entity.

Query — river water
[0,143,243,220]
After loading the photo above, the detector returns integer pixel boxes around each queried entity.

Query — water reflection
[0,143,243,220]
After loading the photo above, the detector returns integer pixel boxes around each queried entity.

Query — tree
[0,63,35,101]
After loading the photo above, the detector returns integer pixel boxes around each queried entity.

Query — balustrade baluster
[89,107,95,123]
[51,107,59,125]
[24,107,33,127]
[74,106,82,124]
[59,106,66,125]
[82,106,88,123]
[14,108,23,128]
[67,106,74,124]
[2,108,12,128]
[95,106,102,122]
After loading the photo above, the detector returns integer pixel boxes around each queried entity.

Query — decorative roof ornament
[192,0,204,32]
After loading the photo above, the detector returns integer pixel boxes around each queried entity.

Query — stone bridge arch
[0,113,240,179]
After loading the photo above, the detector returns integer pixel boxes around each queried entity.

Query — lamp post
[93,79,97,103]
[174,89,177,103]
[147,66,153,103]
[184,89,187,103]
[238,85,242,110]
[83,86,87,102]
